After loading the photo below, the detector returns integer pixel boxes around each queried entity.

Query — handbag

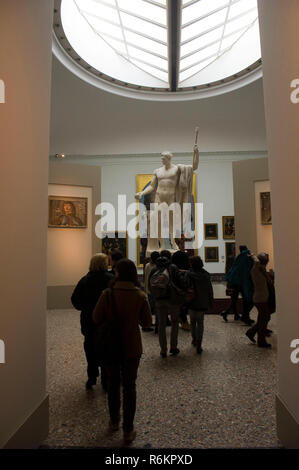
[93,288,123,365]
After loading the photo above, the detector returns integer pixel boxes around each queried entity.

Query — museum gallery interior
[0,0,299,450]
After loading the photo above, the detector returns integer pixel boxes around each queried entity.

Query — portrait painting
[204,223,218,240]
[136,174,197,267]
[205,246,219,263]
[260,192,272,225]
[222,216,235,240]
[100,232,128,266]
[48,196,87,228]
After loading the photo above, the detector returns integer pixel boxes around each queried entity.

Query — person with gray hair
[71,253,114,390]
[246,252,275,348]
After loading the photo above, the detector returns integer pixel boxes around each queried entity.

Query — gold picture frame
[48,196,87,228]
[222,216,235,240]
[205,246,219,263]
[260,192,272,225]
[204,223,218,240]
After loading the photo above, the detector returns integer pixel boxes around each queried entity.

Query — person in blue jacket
[222,245,254,325]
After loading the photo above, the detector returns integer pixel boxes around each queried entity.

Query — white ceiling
[50,55,267,156]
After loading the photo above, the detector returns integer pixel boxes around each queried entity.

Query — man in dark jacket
[186,256,213,354]
[224,245,254,325]
[149,251,186,357]
[71,253,114,390]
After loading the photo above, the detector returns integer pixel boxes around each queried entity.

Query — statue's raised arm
[192,127,199,171]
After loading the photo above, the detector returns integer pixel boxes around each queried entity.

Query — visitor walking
[186,256,214,353]
[92,259,152,443]
[71,253,113,391]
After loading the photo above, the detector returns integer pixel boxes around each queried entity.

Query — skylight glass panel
[182,0,229,25]
[225,9,258,35]
[86,15,123,39]
[180,57,216,83]
[219,27,247,52]
[124,31,167,57]
[78,1,119,24]
[180,26,223,57]
[180,43,219,71]
[127,46,167,70]
[181,9,228,43]
[117,0,167,24]
[228,0,257,20]
[129,59,168,83]
[120,12,167,42]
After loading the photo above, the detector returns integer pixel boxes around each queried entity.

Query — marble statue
[135,128,199,255]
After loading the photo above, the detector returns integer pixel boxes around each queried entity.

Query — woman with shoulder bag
[93,259,152,443]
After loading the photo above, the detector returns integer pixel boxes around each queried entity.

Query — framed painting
[205,246,219,263]
[260,192,272,225]
[136,173,197,267]
[204,223,218,240]
[100,231,128,267]
[48,196,87,228]
[225,242,236,273]
[222,216,235,240]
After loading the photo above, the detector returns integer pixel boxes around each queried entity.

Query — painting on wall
[225,242,236,273]
[136,173,197,267]
[205,246,219,263]
[222,216,235,239]
[204,223,218,240]
[48,196,87,228]
[100,232,128,266]
[260,192,272,225]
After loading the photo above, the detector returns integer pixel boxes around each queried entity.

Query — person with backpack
[92,259,152,443]
[149,253,186,358]
[185,256,214,354]
[71,253,114,391]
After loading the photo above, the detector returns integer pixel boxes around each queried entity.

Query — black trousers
[224,285,253,319]
[105,357,140,432]
[83,334,107,388]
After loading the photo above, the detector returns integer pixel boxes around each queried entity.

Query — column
[0,0,53,448]
[258,0,299,448]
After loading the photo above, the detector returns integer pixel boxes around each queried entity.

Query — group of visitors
[71,244,275,444]
[221,245,275,347]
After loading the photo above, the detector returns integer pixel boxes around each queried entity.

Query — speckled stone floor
[44,308,280,449]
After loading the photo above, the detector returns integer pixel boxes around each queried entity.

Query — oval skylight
[53,0,262,100]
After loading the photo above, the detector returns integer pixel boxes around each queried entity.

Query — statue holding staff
[135,128,199,255]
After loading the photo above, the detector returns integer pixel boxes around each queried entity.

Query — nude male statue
[135,131,199,254]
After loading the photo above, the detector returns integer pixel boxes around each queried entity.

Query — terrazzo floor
[44,305,280,449]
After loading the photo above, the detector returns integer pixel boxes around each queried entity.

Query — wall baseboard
[47,286,74,309]
[3,395,49,449]
[276,394,299,449]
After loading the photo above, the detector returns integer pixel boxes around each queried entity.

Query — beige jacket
[251,257,269,304]
[93,281,152,359]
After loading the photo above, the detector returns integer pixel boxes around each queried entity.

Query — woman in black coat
[71,253,114,390]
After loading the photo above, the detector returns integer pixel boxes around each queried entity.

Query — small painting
[260,192,272,225]
[100,232,128,266]
[204,223,218,240]
[205,246,219,263]
[48,196,87,228]
[222,216,235,239]
[225,242,236,273]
